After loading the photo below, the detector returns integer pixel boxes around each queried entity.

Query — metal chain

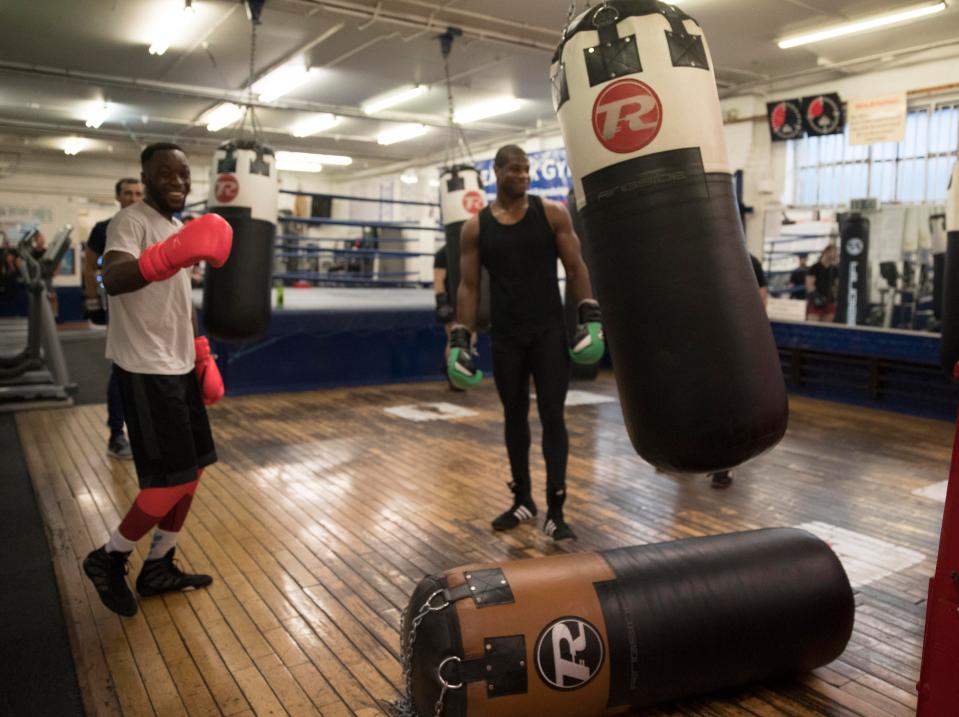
[562,0,577,37]
[387,590,452,717]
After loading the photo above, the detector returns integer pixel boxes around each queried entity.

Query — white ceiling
[1,0,958,176]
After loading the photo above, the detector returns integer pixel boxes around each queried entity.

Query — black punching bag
[941,161,959,376]
[402,528,853,716]
[837,213,870,326]
[204,140,277,342]
[565,189,600,380]
[552,1,787,472]
[440,165,490,329]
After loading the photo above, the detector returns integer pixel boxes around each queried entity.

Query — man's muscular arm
[454,216,482,330]
[545,199,594,304]
[101,251,149,296]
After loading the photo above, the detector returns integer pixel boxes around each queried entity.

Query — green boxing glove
[447,324,483,390]
[569,299,605,365]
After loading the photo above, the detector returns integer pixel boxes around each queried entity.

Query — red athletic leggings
[118,471,202,541]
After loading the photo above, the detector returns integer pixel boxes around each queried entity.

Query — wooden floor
[16,372,955,717]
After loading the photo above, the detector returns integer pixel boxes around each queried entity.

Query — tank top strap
[527,195,555,237]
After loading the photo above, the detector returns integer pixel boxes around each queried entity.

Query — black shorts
[115,366,217,489]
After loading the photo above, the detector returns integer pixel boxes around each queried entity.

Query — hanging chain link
[562,0,577,37]
[387,590,456,717]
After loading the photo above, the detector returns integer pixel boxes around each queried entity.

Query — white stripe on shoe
[514,505,534,521]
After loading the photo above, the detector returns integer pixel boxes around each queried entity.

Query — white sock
[105,530,135,554]
[147,529,179,560]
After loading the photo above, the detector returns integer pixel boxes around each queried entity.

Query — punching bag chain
[562,0,577,37]
[388,589,454,717]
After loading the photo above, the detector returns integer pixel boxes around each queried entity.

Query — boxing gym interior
[3,1,959,715]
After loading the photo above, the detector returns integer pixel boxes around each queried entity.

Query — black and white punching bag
[941,161,959,377]
[551,1,788,472]
[440,164,491,329]
[204,140,277,342]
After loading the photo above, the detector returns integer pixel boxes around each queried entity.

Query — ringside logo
[214,174,239,203]
[535,617,604,690]
[462,190,485,215]
[591,79,662,154]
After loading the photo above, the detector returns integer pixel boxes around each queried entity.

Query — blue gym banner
[476,148,573,202]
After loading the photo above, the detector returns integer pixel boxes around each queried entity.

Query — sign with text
[848,93,907,146]
[476,148,573,201]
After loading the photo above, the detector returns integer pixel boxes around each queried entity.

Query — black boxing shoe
[136,548,212,597]
[491,496,538,531]
[543,512,577,541]
[83,546,138,617]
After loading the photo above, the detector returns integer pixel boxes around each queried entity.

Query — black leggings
[491,326,569,508]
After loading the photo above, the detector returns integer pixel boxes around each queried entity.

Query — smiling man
[82,142,232,616]
[449,145,604,541]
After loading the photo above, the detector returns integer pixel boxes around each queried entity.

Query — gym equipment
[940,161,959,376]
[0,226,77,406]
[931,213,946,323]
[569,299,605,364]
[205,140,278,342]
[837,213,870,326]
[551,1,787,472]
[397,527,853,716]
[447,325,483,390]
[440,165,491,328]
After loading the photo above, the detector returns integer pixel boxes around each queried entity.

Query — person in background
[433,244,460,390]
[806,245,840,323]
[84,177,144,459]
[789,254,809,300]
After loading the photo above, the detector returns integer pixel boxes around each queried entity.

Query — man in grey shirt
[82,142,232,617]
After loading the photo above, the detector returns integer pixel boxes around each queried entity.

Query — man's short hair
[140,142,184,169]
[114,177,140,195]
[494,144,526,168]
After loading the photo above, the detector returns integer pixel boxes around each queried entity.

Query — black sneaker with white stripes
[83,546,138,617]
[136,548,212,597]
[543,512,577,541]
[491,497,538,531]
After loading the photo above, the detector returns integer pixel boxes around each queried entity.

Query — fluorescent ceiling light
[290,113,341,137]
[778,2,946,49]
[377,123,430,146]
[252,62,319,103]
[428,178,440,188]
[148,2,196,56]
[63,137,87,156]
[276,151,352,167]
[84,102,110,129]
[454,96,522,124]
[204,103,244,132]
[400,171,419,185]
[363,85,427,115]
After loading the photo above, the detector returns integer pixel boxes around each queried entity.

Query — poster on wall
[802,93,844,137]
[847,93,907,146]
[475,148,573,202]
[766,98,805,142]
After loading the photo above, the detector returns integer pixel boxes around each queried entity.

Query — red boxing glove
[194,336,224,406]
[139,213,233,283]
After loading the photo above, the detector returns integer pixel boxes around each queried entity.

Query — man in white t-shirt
[82,142,233,617]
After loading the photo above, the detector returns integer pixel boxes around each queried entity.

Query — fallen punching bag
[440,164,491,329]
[399,528,853,716]
[551,1,787,472]
[204,140,278,342]
[565,189,601,380]
[941,161,959,377]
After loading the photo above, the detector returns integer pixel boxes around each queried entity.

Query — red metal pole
[916,369,959,716]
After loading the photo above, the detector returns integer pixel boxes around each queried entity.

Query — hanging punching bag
[941,161,959,377]
[551,1,787,472]
[441,164,491,329]
[401,528,853,716]
[204,140,277,342]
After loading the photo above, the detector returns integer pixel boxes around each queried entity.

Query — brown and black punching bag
[940,161,959,377]
[440,165,491,329]
[400,528,853,716]
[551,1,787,472]
[204,140,277,342]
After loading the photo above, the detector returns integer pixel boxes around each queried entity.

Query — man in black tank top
[448,145,602,541]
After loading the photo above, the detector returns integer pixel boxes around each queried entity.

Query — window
[786,101,959,206]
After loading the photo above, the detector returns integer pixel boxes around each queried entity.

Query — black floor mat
[0,415,84,716]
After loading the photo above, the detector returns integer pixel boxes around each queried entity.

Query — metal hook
[437,656,463,690]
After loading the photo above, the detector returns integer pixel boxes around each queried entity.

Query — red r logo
[214,174,239,203]
[591,79,663,153]
[462,190,485,215]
